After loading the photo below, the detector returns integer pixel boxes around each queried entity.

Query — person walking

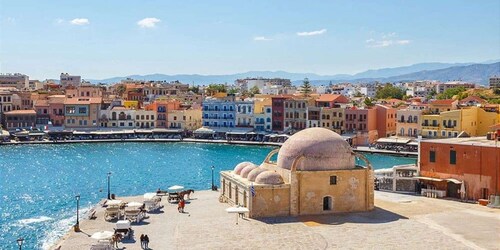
[140,234,145,249]
[144,234,150,249]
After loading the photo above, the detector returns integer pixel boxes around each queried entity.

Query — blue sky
[1,0,499,80]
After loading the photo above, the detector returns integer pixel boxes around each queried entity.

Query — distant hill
[89,60,500,85]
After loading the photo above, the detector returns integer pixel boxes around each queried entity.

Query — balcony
[422,122,439,127]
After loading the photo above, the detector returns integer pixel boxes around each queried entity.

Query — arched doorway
[323,196,332,211]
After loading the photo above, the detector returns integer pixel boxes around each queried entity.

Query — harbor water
[0,142,416,249]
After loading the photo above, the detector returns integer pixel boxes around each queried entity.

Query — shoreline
[0,138,418,157]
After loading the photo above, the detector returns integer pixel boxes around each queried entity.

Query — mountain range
[88,60,500,86]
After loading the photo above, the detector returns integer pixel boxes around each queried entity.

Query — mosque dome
[240,164,258,178]
[277,128,355,171]
[247,168,267,182]
[233,162,255,175]
[255,171,284,185]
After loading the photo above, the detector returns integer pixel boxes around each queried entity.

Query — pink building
[375,104,397,138]
[345,107,378,145]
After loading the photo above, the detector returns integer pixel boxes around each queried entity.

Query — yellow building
[123,100,139,109]
[167,108,202,131]
[319,107,345,134]
[219,128,374,218]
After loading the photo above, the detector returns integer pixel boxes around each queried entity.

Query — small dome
[240,164,258,178]
[277,128,355,171]
[255,171,284,185]
[247,168,267,182]
[233,162,254,175]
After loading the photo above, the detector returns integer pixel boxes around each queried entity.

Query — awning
[414,176,445,182]
[377,137,411,144]
[407,141,419,146]
[194,127,215,134]
[445,178,462,184]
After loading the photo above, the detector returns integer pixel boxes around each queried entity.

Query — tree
[437,87,466,100]
[300,78,312,97]
[375,83,405,99]
[205,84,227,95]
[228,88,238,95]
[116,85,126,96]
[250,86,260,96]
[364,97,374,107]
[426,89,437,100]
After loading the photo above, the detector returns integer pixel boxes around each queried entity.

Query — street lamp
[107,172,112,200]
[16,237,24,250]
[211,166,215,190]
[74,195,80,232]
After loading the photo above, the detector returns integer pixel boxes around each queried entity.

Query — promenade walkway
[52,190,500,250]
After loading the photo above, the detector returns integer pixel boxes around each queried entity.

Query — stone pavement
[52,190,500,250]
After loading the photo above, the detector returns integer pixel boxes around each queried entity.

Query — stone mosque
[219,127,375,218]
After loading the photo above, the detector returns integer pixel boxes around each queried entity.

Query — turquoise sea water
[0,142,416,249]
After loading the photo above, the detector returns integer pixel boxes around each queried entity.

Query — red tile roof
[458,95,487,104]
[316,94,349,103]
[430,99,455,105]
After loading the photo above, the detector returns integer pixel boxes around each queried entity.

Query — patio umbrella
[460,182,466,200]
[127,201,143,207]
[226,206,249,225]
[143,193,157,200]
[107,200,122,206]
[91,231,114,240]
[168,185,184,191]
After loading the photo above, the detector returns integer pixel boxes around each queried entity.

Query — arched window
[266,118,271,122]
[408,128,412,136]
[400,115,405,122]
[414,129,418,137]
[400,128,405,136]
[413,116,418,123]
[323,196,332,211]
[112,112,117,120]
[126,115,131,120]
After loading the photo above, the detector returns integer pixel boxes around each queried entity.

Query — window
[430,151,436,163]
[78,107,86,114]
[330,176,337,185]
[66,107,76,114]
[450,150,456,165]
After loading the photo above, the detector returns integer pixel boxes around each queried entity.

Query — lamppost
[107,172,112,199]
[16,237,24,250]
[74,195,80,232]
[211,166,215,190]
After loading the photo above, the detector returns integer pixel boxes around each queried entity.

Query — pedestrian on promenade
[144,234,150,249]
[140,234,145,249]
[178,198,185,213]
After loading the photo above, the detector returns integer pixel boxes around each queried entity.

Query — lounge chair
[105,206,120,221]
[168,192,180,203]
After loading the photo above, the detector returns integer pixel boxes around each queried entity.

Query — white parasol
[460,182,466,200]
[143,193,157,200]
[91,231,114,240]
[226,206,249,225]
[127,201,143,207]
[168,185,184,191]
[107,200,122,206]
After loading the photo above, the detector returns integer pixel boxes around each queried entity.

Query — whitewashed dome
[277,128,355,171]
[255,171,284,185]
[233,162,255,175]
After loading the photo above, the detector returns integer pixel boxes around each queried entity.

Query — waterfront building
[319,107,345,134]
[418,137,500,201]
[202,96,236,128]
[147,100,181,128]
[253,97,272,132]
[34,99,50,126]
[429,99,458,114]
[435,81,475,94]
[235,100,254,128]
[396,108,422,137]
[0,73,29,90]
[375,104,397,138]
[219,128,374,218]
[47,95,66,127]
[1,110,36,131]
[490,76,500,89]
[0,88,15,120]
[344,107,378,145]
[60,73,81,87]
[283,97,311,132]
[99,106,135,128]
[167,107,202,131]
[64,97,102,128]
[17,91,34,110]
[271,96,287,132]
[135,109,156,128]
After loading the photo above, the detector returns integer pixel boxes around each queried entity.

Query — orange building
[344,107,378,145]
[146,100,181,128]
[375,104,397,138]
[419,137,500,201]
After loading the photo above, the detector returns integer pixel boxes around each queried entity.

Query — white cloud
[296,29,327,36]
[253,36,273,41]
[366,32,411,48]
[137,17,161,28]
[70,18,90,25]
